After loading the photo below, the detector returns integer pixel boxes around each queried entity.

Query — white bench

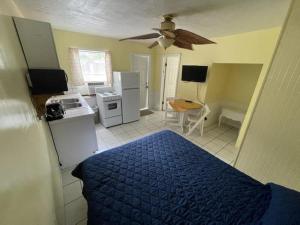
[218,108,245,127]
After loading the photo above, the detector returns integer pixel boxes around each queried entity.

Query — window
[69,48,112,87]
[78,50,107,83]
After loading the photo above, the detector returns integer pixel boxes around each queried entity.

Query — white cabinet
[50,116,97,169]
[48,94,98,169]
[13,17,60,69]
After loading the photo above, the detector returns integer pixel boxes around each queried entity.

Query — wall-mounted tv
[27,69,68,94]
[181,65,208,82]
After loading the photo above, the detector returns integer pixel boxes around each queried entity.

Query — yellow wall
[236,0,300,191]
[52,29,155,86]
[0,15,64,225]
[0,0,23,17]
[153,27,281,147]
[206,63,262,110]
[59,27,280,147]
[202,64,231,126]
[223,64,262,109]
[204,63,262,127]
[53,27,281,148]
[153,27,280,95]
[205,64,231,103]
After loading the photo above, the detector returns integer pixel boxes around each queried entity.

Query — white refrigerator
[113,72,140,123]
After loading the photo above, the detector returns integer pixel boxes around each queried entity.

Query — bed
[72,130,300,225]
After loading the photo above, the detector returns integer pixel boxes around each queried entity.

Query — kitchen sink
[60,98,79,104]
[62,102,82,110]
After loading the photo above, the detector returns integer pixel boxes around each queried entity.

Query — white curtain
[69,48,85,86]
[105,50,112,86]
[69,48,112,86]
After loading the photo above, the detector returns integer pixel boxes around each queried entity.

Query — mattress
[73,130,271,225]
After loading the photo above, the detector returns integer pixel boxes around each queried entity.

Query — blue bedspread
[73,130,271,225]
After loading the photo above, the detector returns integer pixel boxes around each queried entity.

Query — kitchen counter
[47,93,94,124]
[47,93,98,168]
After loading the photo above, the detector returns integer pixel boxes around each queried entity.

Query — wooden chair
[186,104,211,136]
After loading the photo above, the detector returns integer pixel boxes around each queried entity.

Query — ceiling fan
[119,14,216,50]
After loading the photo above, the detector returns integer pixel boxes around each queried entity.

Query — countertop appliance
[113,72,140,123]
[47,94,97,169]
[96,86,122,127]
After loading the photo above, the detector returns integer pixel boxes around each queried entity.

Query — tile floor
[62,110,239,225]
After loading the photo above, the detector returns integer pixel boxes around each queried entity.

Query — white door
[160,54,181,110]
[131,54,151,109]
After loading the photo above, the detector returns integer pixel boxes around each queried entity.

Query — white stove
[97,91,121,101]
[95,87,122,127]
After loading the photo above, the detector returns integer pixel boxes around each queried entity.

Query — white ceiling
[12,0,291,39]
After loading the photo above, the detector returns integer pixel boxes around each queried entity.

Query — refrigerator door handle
[122,88,140,90]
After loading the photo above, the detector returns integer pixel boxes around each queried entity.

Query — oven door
[102,100,121,118]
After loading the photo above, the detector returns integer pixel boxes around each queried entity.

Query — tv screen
[182,65,208,82]
[27,69,68,94]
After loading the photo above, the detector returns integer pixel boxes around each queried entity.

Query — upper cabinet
[13,17,60,69]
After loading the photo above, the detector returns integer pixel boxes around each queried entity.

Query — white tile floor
[62,110,239,225]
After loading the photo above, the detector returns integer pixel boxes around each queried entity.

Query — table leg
[218,115,223,127]
[179,112,186,133]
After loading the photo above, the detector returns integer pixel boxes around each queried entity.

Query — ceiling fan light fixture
[158,36,175,49]
[119,14,215,51]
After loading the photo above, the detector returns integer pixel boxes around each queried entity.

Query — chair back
[186,104,210,136]
[203,104,211,116]
[165,97,176,110]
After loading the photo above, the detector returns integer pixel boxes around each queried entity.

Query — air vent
[88,82,105,95]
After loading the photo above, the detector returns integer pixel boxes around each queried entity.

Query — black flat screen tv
[182,65,208,82]
[27,69,68,94]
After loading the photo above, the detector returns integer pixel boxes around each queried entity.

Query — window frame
[78,49,107,84]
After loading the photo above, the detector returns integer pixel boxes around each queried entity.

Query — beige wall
[53,29,155,90]
[205,63,262,126]
[223,64,262,110]
[204,64,231,125]
[153,27,281,98]
[236,0,300,191]
[206,63,262,110]
[53,27,281,147]
[205,64,231,103]
[53,29,154,73]
[0,15,64,225]
[153,28,281,146]
[0,0,23,17]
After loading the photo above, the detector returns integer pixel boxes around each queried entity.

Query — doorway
[160,53,181,110]
[131,54,151,110]
[205,62,263,133]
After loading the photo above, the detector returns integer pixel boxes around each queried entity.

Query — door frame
[130,53,151,110]
[159,53,181,110]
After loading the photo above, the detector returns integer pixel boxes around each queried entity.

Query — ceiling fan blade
[173,40,193,50]
[152,28,176,39]
[119,33,160,41]
[174,29,215,45]
[152,28,161,31]
[148,41,158,49]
